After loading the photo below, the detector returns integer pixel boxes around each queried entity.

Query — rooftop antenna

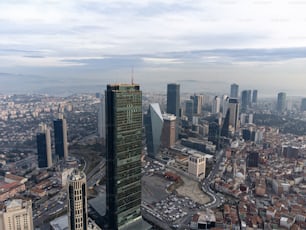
[131,66,134,85]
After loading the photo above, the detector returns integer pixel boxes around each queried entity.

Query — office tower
[228,98,239,131]
[301,98,306,112]
[230,83,239,98]
[212,96,221,114]
[161,114,176,148]
[166,83,180,117]
[277,92,286,113]
[247,151,259,167]
[208,122,220,145]
[0,199,34,230]
[36,123,52,168]
[98,96,106,139]
[106,84,142,230]
[241,90,249,112]
[248,113,253,124]
[247,90,252,106]
[221,109,230,137]
[185,99,194,122]
[252,90,258,104]
[144,103,164,158]
[54,114,68,160]
[68,169,88,230]
[222,95,229,117]
[191,94,203,115]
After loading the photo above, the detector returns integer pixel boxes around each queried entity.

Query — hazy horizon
[1,1,306,97]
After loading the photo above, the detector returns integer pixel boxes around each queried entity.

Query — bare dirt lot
[176,175,210,204]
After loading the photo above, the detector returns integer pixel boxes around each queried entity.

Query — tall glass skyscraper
[228,98,240,132]
[230,83,239,98]
[144,103,163,158]
[241,90,249,113]
[36,123,52,168]
[185,99,194,122]
[166,83,180,117]
[105,84,142,230]
[252,90,258,104]
[277,92,286,113]
[301,98,306,112]
[53,114,68,160]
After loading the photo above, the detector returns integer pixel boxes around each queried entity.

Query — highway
[33,190,67,229]
[86,159,105,188]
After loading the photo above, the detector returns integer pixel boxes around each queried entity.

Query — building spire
[131,66,134,85]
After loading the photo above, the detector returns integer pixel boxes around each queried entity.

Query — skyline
[1,1,306,96]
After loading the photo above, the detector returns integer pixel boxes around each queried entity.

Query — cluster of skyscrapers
[36,113,68,168]
[33,81,303,230]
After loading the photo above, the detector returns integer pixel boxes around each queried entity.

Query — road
[33,190,67,229]
[201,150,225,208]
[87,159,105,188]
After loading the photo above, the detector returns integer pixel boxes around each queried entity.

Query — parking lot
[142,174,169,204]
[142,160,210,227]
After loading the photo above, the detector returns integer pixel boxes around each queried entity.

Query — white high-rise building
[0,199,34,230]
[212,96,221,114]
[68,169,88,230]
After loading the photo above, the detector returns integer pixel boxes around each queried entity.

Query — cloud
[0,0,306,62]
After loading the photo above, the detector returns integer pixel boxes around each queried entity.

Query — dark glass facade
[241,90,249,113]
[36,124,52,168]
[252,90,258,104]
[54,117,68,160]
[230,83,239,98]
[277,92,286,113]
[37,133,48,168]
[167,83,180,117]
[106,84,142,230]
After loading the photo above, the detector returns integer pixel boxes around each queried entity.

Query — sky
[1,0,306,96]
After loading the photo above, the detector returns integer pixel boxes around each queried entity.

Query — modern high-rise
[36,123,52,168]
[252,90,258,104]
[185,99,194,122]
[230,83,239,98]
[191,94,203,115]
[144,103,164,158]
[68,169,88,230]
[167,83,180,117]
[0,199,34,230]
[241,90,249,113]
[222,95,229,117]
[208,122,220,145]
[228,98,240,132]
[301,98,306,112]
[212,96,221,114]
[277,92,286,113]
[105,84,142,230]
[161,114,176,149]
[54,114,68,160]
[221,109,230,137]
[98,96,106,139]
